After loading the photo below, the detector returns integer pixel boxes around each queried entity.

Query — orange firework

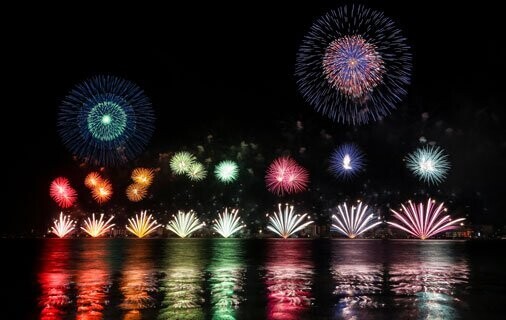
[126,183,148,202]
[85,172,103,189]
[92,179,113,204]
[131,168,155,186]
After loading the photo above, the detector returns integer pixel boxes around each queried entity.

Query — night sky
[4,1,505,235]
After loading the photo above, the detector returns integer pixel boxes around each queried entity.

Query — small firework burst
[50,212,76,238]
[131,168,155,186]
[265,157,309,196]
[49,177,77,208]
[126,210,161,238]
[170,152,196,175]
[92,179,113,204]
[186,162,207,181]
[329,143,365,180]
[406,145,450,185]
[215,160,239,183]
[84,172,103,189]
[126,183,148,202]
[80,213,115,237]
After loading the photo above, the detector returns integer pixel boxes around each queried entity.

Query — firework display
[170,152,196,175]
[267,204,314,238]
[126,183,148,202]
[50,212,76,238]
[213,208,245,238]
[329,143,365,179]
[126,210,161,238]
[80,213,115,237]
[186,162,207,181]
[332,201,382,238]
[58,75,155,166]
[406,145,450,185]
[388,199,465,239]
[265,157,309,196]
[166,210,205,238]
[84,172,103,188]
[295,5,411,124]
[91,179,113,204]
[49,177,77,208]
[215,160,239,183]
[131,168,155,186]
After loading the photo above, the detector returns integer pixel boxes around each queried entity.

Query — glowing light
[214,160,239,183]
[170,151,196,175]
[84,172,103,189]
[406,145,450,185]
[58,75,155,166]
[126,210,161,238]
[166,210,205,238]
[267,204,314,238]
[131,167,155,186]
[265,156,309,196]
[329,143,365,179]
[49,177,77,208]
[295,5,411,124]
[50,212,75,238]
[91,179,113,204]
[80,213,115,237]
[332,201,382,238]
[388,199,465,239]
[213,208,245,238]
[126,183,148,202]
[186,162,207,181]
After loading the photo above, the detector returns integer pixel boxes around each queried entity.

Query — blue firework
[329,143,365,179]
[58,75,155,166]
[295,5,411,125]
[406,145,450,185]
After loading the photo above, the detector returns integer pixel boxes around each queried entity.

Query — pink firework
[49,177,77,208]
[265,157,309,196]
[388,198,465,240]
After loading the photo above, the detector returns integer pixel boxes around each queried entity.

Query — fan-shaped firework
[58,75,155,166]
[186,162,207,181]
[126,210,161,238]
[166,210,204,238]
[406,145,450,185]
[213,208,245,238]
[49,177,77,208]
[332,201,381,238]
[84,172,103,189]
[91,179,113,204]
[265,157,309,196]
[295,5,411,125]
[170,152,196,175]
[126,183,148,202]
[329,143,365,179]
[80,213,115,237]
[215,160,239,183]
[50,212,76,238]
[388,199,465,240]
[131,168,155,186]
[267,204,314,239]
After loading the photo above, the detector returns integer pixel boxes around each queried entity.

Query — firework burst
[50,212,76,238]
[49,177,77,208]
[91,179,113,204]
[126,183,148,202]
[295,5,411,124]
[126,210,161,238]
[406,145,450,185]
[131,168,155,186]
[84,172,103,189]
[265,157,309,196]
[58,75,155,166]
[170,152,196,175]
[186,162,207,181]
[166,210,205,238]
[332,201,381,238]
[388,199,465,240]
[80,213,115,237]
[267,204,314,238]
[213,208,245,238]
[215,160,239,183]
[329,143,365,179]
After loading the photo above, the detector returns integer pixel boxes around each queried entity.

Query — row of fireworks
[50,199,465,240]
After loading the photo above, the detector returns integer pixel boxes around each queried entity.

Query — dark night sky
[4,1,505,235]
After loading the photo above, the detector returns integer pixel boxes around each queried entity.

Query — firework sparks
[267,204,314,239]
[332,201,382,238]
[91,179,113,204]
[166,210,205,238]
[388,199,465,240]
[49,177,77,208]
[50,212,76,238]
[213,208,245,238]
[215,160,239,183]
[131,168,155,186]
[126,183,148,202]
[80,213,115,237]
[329,143,365,179]
[186,162,207,181]
[265,157,309,196]
[84,172,103,189]
[406,145,450,185]
[170,151,196,175]
[126,210,161,238]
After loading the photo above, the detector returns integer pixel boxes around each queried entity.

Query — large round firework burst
[58,75,155,166]
[295,5,411,125]
[405,145,451,185]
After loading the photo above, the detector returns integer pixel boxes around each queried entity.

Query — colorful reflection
[158,239,206,319]
[76,240,112,320]
[209,239,246,320]
[265,240,314,320]
[38,239,73,320]
[120,240,160,320]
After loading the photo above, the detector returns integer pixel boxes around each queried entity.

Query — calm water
[2,239,505,319]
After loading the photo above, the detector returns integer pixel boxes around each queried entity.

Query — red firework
[49,177,77,208]
[265,157,309,196]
